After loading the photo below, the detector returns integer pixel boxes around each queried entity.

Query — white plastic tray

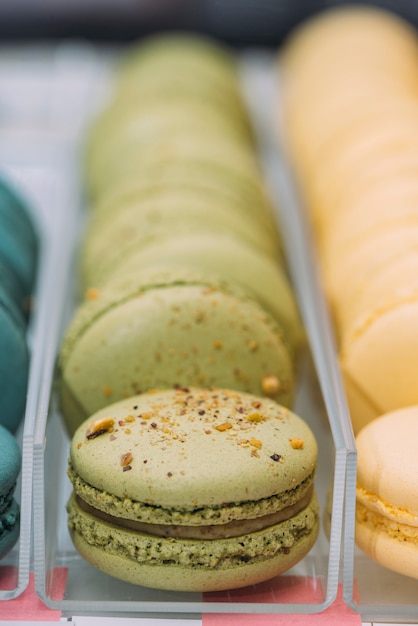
[2,41,413,622]
[25,44,345,617]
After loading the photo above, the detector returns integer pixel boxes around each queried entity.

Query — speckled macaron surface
[0,424,21,559]
[67,386,319,591]
[59,267,295,436]
[356,406,418,579]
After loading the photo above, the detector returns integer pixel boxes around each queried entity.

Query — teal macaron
[0,283,30,433]
[0,424,21,559]
[0,176,38,310]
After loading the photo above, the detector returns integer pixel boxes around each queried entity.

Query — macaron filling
[68,491,319,570]
[356,483,418,545]
[71,480,314,540]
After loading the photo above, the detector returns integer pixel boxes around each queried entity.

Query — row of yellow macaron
[280,6,418,581]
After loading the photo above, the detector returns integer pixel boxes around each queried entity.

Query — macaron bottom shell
[67,491,319,592]
[355,502,418,581]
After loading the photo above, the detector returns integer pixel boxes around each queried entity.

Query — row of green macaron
[58,34,304,437]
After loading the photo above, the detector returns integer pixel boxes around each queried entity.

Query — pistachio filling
[68,492,319,569]
[76,485,313,539]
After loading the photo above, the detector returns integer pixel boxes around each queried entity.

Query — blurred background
[0,0,417,46]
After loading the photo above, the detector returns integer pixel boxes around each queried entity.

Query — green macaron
[67,386,319,591]
[86,232,302,355]
[59,267,295,435]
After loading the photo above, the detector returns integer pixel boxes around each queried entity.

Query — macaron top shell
[61,266,275,366]
[70,387,317,513]
[59,267,295,435]
[86,231,301,354]
[356,407,418,521]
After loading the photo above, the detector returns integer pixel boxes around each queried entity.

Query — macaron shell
[356,407,418,514]
[117,33,246,113]
[81,190,280,286]
[355,519,418,581]
[91,160,273,223]
[86,100,252,194]
[280,7,418,155]
[90,232,301,353]
[88,134,267,208]
[340,301,418,425]
[342,250,418,341]
[70,388,317,508]
[67,491,319,592]
[323,223,418,331]
[60,270,294,434]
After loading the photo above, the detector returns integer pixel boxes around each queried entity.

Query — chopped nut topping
[247,412,263,423]
[120,452,133,467]
[270,453,282,462]
[289,437,304,449]
[214,422,233,432]
[251,448,260,458]
[261,375,281,396]
[86,417,115,439]
[125,415,135,423]
[122,465,132,472]
[249,437,262,449]
[86,287,100,300]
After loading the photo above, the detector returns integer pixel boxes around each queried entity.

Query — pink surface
[0,567,67,621]
[203,579,361,625]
